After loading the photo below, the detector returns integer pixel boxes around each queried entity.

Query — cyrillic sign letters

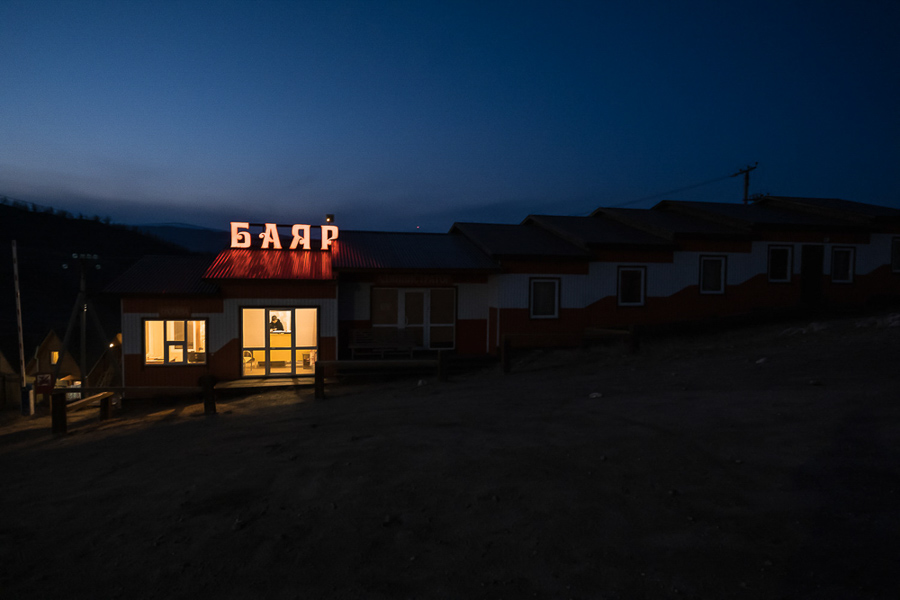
[230,222,339,250]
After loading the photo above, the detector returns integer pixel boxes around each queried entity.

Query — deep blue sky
[2,1,898,232]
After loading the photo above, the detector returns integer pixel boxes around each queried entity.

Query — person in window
[269,315,284,331]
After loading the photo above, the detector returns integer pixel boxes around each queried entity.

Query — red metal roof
[204,248,334,280]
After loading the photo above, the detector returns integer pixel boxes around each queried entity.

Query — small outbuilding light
[325,214,334,224]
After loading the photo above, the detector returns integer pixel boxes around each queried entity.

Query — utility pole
[730,162,758,204]
[12,241,32,415]
[54,254,109,391]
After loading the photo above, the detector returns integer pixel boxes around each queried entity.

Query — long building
[106,196,900,387]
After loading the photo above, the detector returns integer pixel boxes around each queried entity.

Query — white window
[144,320,207,365]
[618,267,646,306]
[530,278,559,318]
[831,247,855,283]
[768,246,792,282]
[699,256,726,294]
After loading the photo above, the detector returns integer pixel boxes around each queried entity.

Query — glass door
[241,307,318,377]
[267,309,293,375]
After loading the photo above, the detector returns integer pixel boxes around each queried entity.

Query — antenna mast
[730,162,758,204]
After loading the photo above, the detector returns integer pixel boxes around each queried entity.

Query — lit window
[768,246,792,282]
[699,256,726,294]
[530,279,559,318]
[831,247,855,283]
[50,350,59,365]
[144,320,207,365]
[618,267,646,306]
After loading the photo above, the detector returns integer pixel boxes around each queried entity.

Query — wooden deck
[213,377,314,390]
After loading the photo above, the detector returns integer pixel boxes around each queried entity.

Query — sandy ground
[2,313,900,599]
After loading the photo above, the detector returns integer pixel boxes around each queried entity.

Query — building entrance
[241,307,318,377]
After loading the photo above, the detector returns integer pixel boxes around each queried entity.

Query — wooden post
[314,362,326,399]
[501,335,512,374]
[629,325,641,353]
[51,392,67,436]
[99,395,112,420]
[199,375,216,415]
[437,351,448,382]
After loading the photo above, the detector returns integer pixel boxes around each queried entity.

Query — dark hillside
[137,223,229,254]
[0,201,191,373]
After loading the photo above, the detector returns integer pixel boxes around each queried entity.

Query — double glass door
[241,307,318,377]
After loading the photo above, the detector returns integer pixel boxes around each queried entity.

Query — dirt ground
[2,313,900,599]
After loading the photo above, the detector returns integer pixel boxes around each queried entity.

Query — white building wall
[489,273,589,309]
[855,234,891,275]
[479,245,779,311]
[122,313,148,355]
[457,283,490,319]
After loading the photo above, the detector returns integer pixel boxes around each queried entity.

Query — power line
[730,162,758,204]
[609,173,736,209]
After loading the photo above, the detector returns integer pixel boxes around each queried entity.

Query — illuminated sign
[230,222,339,250]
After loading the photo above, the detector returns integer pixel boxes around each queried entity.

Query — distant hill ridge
[0,200,194,370]
[136,223,230,254]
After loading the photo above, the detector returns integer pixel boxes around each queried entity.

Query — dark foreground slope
[2,313,899,599]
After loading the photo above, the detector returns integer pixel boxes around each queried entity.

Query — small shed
[0,350,22,407]
[25,330,82,382]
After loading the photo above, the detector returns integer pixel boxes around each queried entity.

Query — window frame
[617,266,646,307]
[529,277,560,319]
[831,246,855,284]
[767,245,793,283]
[369,287,457,349]
[699,255,727,295]
[143,318,208,366]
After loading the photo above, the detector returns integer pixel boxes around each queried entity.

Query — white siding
[489,273,589,309]
[457,283,490,319]
[857,234,891,275]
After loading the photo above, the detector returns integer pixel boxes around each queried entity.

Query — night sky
[2,1,898,233]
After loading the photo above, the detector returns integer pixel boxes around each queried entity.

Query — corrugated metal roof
[331,230,499,271]
[451,222,588,258]
[756,196,900,222]
[205,248,334,280]
[598,207,752,240]
[658,200,854,229]
[526,215,671,249]
[105,255,218,295]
